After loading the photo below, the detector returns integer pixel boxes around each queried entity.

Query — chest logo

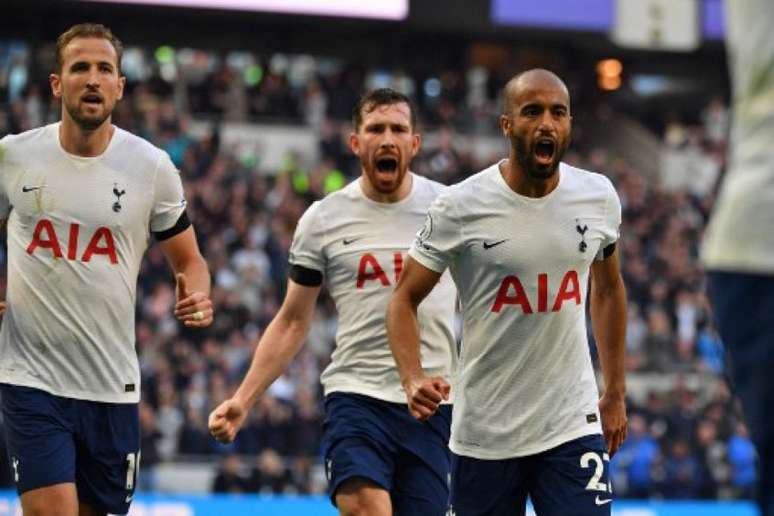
[342,237,362,246]
[576,220,588,253]
[483,239,507,250]
[112,184,126,213]
[22,185,43,193]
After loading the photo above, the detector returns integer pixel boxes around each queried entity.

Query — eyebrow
[521,101,568,110]
[69,60,115,69]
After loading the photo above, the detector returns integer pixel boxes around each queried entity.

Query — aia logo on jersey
[491,271,581,313]
[356,253,403,288]
[26,219,118,264]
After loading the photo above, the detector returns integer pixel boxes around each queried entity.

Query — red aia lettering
[551,270,580,311]
[81,227,118,264]
[491,275,533,313]
[491,271,581,313]
[26,219,63,258]
[357,254,390,288]
[393,253,403,283]
[27,220,118,264]
[356,252,404,288]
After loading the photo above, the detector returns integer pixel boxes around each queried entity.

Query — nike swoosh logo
[125,494,133,503]
[595,496,612,506]
[342,238,362,245]
[22,186,42,192]
[482,239,507,249]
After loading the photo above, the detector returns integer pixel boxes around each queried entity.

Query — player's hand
[0,301,6,316]
[208,398,248,443]
[402,374,450,422]
[174,273,213,328]
[599,392,627,457]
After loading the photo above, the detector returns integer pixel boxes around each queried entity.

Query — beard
[64,98,113,131]
[514,134,568,181]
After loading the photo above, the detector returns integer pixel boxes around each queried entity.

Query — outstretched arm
[387,256,449,421]
[590,246,628,456]
[208,279,321,442]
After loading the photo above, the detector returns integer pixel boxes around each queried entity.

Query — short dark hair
[352,88,417,131]
[56,23,123,73]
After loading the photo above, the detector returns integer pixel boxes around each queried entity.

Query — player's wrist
[602,386,626,400]
[232,391,253,411]
[400,370,427,388]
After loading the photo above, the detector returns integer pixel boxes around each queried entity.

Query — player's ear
[410,133,421,158]
[50,73,62,99]
[117,74,126,100]
[499,115,510,137]
[348,132,360,155]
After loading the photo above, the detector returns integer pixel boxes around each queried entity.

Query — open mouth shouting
[534,137,556,167]
[375,156,399,177]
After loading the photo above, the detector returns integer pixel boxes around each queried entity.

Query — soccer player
[387,69,628,516]
[0,24,212,516]
[208,89,457,516]
[703,1,774,514]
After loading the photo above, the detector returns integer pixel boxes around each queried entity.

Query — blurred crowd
[0,44,757,500]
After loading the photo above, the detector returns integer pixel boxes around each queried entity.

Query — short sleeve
[288,201,326,274]
[150,152,186,232]
[0,138,10,219]
[408,192,461,273]
[595,178,622,260]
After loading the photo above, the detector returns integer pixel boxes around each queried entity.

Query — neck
[360,172,412,203]
[58,114,114,157]
[500,155,560,198]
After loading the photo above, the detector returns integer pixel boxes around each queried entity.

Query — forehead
[360,102,412,127]
[512,81,569,109]
[61,37,118,67]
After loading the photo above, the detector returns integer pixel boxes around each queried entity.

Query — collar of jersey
[493,159,565,205]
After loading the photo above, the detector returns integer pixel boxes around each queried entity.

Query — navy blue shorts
[450,434,612,516]
[320,392,451,516]
[0,385,140,515]
[708,271,774,516]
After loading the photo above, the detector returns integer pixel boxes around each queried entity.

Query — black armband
[289,264,323,287]
[153,210,191,241]
[602,242,616,259]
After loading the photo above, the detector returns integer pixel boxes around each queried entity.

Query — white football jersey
[289,173,457,404]
[702,0,774,272]
[409,161,621,459]
[0,123,187,403]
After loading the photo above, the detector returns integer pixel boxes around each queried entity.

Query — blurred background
[0,0,757,514]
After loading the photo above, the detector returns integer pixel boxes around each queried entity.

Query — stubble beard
[64,98,113,132]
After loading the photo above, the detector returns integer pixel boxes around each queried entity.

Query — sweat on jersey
[702,0,774,273]
[409,161,621,460]
[0,123,187,403]
[288,173,457,404]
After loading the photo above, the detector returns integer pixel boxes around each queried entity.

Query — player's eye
[522,106,541,117]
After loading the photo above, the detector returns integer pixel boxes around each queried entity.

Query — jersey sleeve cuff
[408,247,447,274]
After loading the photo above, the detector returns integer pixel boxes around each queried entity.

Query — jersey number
[580,451,611,493]
[126,452,141,490]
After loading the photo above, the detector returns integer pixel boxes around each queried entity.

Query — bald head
[503,69,570,116]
